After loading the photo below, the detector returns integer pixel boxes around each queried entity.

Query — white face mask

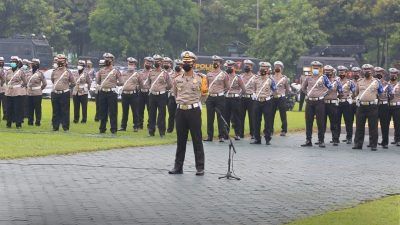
[22,65,28,70]
[77,65,84,70]
[53,63,58,69]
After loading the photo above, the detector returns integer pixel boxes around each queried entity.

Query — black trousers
[225,97,241,136]
[205,96,226,139]
[98,91,118,133]
[121,93,140,129]
[23,95,29,118]
[6,95,24,127]
[73,94,88,123]
[240,97,254,137]
[51,92,70,130]
[253,100,273,142]
[354,105,378,148]
[378,104,390,145]
[148,93,168,135]
[299,91,306,111]
[0,92,7,120]
[174,107,204,171]
[337,101,354,141]
[94,92,100,121]
[324,103,339,142]
[138,91,149,129]
[305,99,326,142]
[27,95,42,125]
[167,95,177,132]
[271,97,288,133]
[389,106,400,143]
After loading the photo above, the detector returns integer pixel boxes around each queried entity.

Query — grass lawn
[0,99,305,159]
[286,195,400,225]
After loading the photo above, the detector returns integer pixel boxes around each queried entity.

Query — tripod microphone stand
[216,108,241,180]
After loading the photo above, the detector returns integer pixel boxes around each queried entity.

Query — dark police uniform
[96,53,122,134]
[169,51,206,176]
[204,55,229,142]
[119,57,142,132]
[388,68,400,146]
[224,60,246,140]
[147,54,172,137]
[251,61,276,145]
[72,60,92,124]
[239,59,256,139]
[301,61,333,148]
[271,61,290,136]
[51,54,75,131]
[353,64,383,151]
[26,58,46,126]
[337,66,356,144]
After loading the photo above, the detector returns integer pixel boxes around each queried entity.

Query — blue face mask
[10,62,17,68]
[313,69,319,76]
[22,65,28,70]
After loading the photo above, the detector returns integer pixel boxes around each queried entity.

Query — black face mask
[154,62,160,68]
[182,63,192,72]
[390,75,397,81]
[226,68,233,74]
[339,74,345,79]
[32,64,39,72]
[244,66,251,73]
[274,68,281,73]
[375,73,382,79]
[105,60,112,66]
[364,72,371,78]
[260,70,267,76]
[353,74,360,80]
[213,63,219,69]
[174,66,181,73]
[0,63,4,68]
[163,65,170,70]
[57,62,64,67]
[145,65,151,70]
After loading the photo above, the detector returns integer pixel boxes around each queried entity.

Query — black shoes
[195,170,205,176]
[167,128,173,133]
[80,120,86,124]
[73,120,78,124]
[203,137,213,142]
[301,140,312,147]
[382,145,388,149]
[250,140,261,144]
[265,141,271,145]
[371,147,377,151]
[168,168,183,174]
[219,138,224,143]
[319,142,326,148]
[352,146,362,150]
[280,132,286,137]
[133,128,139,132]
[234,135,240,141]
[118,128,126,131]
[148,132,155,137]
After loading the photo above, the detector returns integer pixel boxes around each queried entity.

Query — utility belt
[226,93,240,98]
[324,99,338,104]
[150,91,166,96]
[358,100,378,106]
[29,86,41,90]
[209,92,225,97]
[53,89,70,94]
[273,94,285,98]
[242,94,252,98]
[78,84,88,90]
[177,102,200,110]
[256,96,271,102]
[100,88,117,93]
[389,102,400,106]
[378,100,388,105]
[141,89,149,93]
[122,90,138,94]
[338,98,353,104]
[307,96,324,101]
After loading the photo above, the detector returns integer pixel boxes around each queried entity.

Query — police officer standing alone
[138,57,153,130]
[251,62,276,145]
[147,55,172,137]
[26,58,46,126]
[203,55,229,142]
[96,53,122,134]
[301,61,333,148]
[169,51,207,176]
[119,57,141,132]
[271,61,290,136]
[167,59,183,133]
[239,59,256,139]
[72,60,91,124]
[51,54,75,131]
[375,67,391,149]
[388,68,400,146]
[353,64,383,151]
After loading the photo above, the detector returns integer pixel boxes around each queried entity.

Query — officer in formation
[301,61,333,148]
[251,62,277,145]
[167,59,183,133]
[119,57,141,132]
[96,53,122,134]
[0,57,6,120]
[323,65,342,146]
[224,60,246,140]
[169,51,207,176]
[26,58,46,126]
[298,67,311,111]
[353,64,383,151]
[51,54,75,131]
[271,61,290,136]
[94,59,105,122]
[138,57,153,130]
[239,59,256,139]
[375,67,391,149]
[72,60,91,124]
[388,68,400,146]
[337,65,356,144]
[203,55,229,142]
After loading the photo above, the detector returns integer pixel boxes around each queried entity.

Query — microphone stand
[216,109,241,180]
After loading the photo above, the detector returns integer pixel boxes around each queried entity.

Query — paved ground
[0,134,399,225]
